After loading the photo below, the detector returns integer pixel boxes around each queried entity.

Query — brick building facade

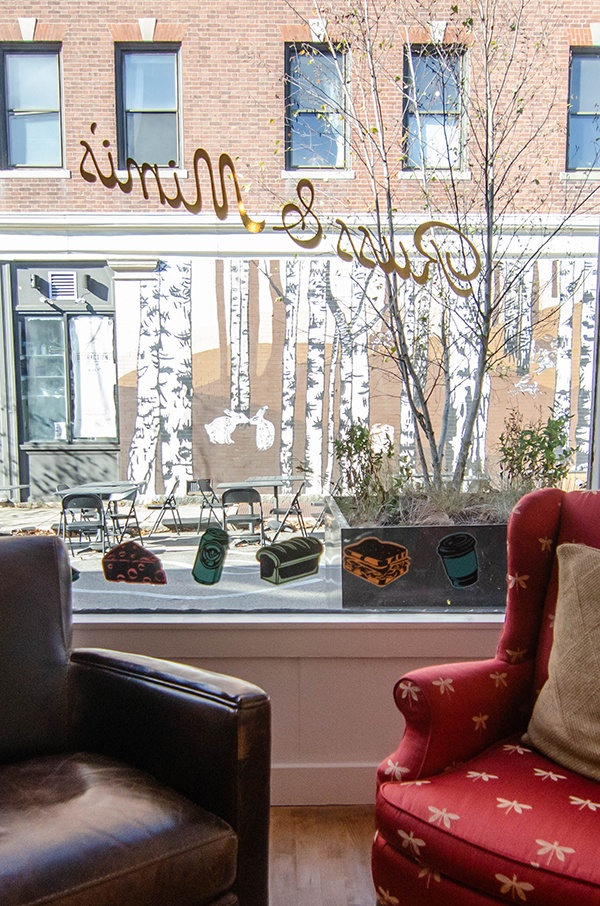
[0,0,599,498]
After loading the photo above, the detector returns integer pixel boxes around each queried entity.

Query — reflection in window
[404,46,464,170]
[18,315,117,442]
[117,47,179,166]
[567,50,600,170]
[3,49,62,167]
[285,43,348,169]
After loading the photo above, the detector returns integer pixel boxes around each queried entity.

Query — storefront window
[18,314,117,442]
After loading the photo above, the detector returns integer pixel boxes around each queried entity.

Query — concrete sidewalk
[0,500,340,614]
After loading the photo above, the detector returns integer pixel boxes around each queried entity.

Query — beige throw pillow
[525,542,600,781]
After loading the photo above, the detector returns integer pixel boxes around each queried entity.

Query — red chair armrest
[378,656,534,783]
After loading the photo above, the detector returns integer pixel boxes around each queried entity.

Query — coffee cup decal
[437,532,479,588]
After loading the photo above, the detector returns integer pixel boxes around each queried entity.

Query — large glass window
[567,49,600,170]
[116,46,180,167]
[404,46,464,170]
[18,314,117,442]
[1,47,62,168]
[285,42,348,169]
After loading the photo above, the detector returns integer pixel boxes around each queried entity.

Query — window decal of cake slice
[343,536,411,586]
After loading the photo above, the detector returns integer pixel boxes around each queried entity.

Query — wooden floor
[269,805,377,906]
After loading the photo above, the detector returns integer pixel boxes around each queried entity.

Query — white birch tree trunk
[324,329,340,491]
[348,262,373,424]
[158,259,193,490]
[227,259,250,413]
[503,262,534,375]
[127,276,161,495]
[444,275,487,481]
[554,259,580,421]
[304,259,328,491]
[575,261,596,473]
[280,258,301,476]
[398,281,432,469]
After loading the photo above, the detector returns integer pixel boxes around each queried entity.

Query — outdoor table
[56,481,140,545]
[0,484,29,504]
[218,475,305,511]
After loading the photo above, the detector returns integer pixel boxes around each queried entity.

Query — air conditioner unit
[48,271,77,301]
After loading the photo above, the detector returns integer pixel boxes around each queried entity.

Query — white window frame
[403,44,466,171]
[284,41,350,171]
[0,43,64,170]
[115,43,182,168]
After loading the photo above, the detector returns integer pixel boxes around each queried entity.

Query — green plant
[498,407,577,489]
[333,421,411,520]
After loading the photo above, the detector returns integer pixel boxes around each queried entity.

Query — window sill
[280,169,355,180]
[560,170,600,182]
[0,168,71,179]
[398,168,472,181]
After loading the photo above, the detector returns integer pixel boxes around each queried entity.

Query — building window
[18,314,117,443]
[567,49,600,170]
[0,46,62,168]
[17,267,117,444]
[285,42,348,169]
[116,45,180,167]
[404,46,464,170]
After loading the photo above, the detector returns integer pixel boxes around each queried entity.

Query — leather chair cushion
[0,751,238,906]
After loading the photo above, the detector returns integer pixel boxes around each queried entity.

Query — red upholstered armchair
[372,488,600,905]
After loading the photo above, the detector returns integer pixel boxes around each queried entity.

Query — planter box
[327,501,507,613]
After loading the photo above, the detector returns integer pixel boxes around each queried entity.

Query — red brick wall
[0,1,599,218]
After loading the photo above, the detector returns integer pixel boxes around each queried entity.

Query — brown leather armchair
[0,535,270,906]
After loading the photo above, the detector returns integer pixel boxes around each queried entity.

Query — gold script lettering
[333,216,480,297]
[273,178,323,249]
[79,123,265,234]
[413,221,481,297]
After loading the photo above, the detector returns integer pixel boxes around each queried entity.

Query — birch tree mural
[328,261,378,430]
[127,275,161,492]
[227,258,251,414]
[127,259,193,495]
[324,329,340,489]
[158,260,193,487]
[397,280,432,464]
[576,262,597,471]
[503,263,534,376]
[554,259,579,421]
[279,258,301,476]
[445,273,491,480]
[304,259,328,490]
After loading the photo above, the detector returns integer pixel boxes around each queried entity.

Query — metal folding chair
[59,493,109,554]
[147,478,183,536]
[270,480,307,542]
[310,477,342,534]
[221,486,266,545]
[187,478,226,531]
[107,485,142,544]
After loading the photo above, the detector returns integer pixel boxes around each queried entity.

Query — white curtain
[70,315,117,438]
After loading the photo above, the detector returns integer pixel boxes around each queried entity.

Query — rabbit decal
[204,410,249,445]
[249,406,275,451]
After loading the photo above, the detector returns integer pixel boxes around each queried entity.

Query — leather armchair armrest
[377,656,534,783]
[68,648,270,906]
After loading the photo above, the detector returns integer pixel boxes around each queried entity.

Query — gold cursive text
[79,123,265,234]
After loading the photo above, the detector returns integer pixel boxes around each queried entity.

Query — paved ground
[0,500,340,613]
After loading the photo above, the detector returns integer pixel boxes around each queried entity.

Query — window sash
[567,50,600,170]
[18,314,117,443]
[2,49,62,168]
[117,46,180,167]
[404,47,464,170]
[285,43,348,169]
